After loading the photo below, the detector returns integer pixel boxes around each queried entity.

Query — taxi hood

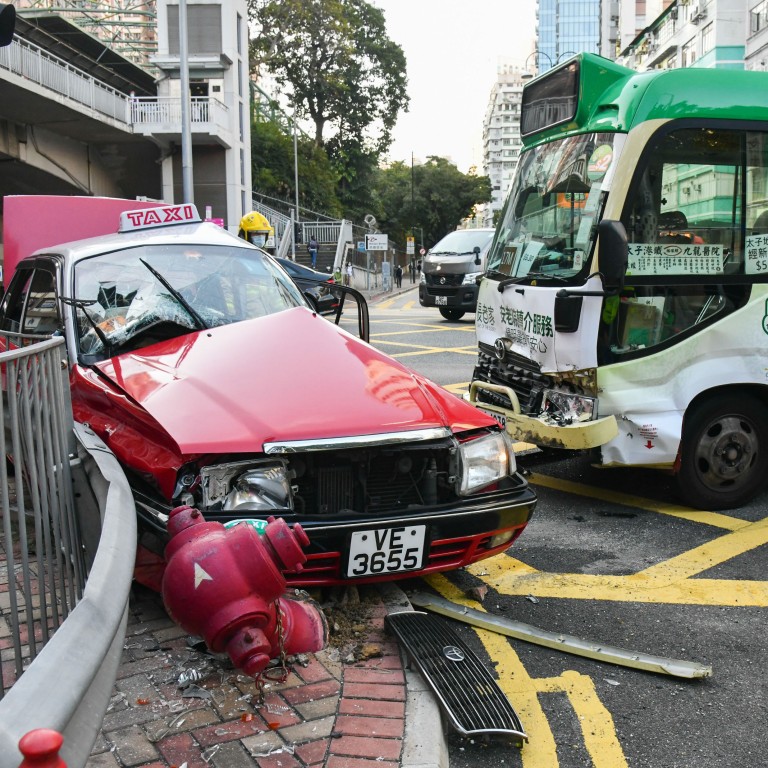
[93,307,489,454]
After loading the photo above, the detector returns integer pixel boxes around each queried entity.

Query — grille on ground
[386,610,527,744]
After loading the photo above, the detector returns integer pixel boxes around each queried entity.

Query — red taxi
[0,202,536,588]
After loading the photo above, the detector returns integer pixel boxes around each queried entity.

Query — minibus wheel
[677,393,768,510]
[439,308,465,321]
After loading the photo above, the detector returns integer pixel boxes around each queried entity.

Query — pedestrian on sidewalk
[308,236,319,269]
[345,262,353,286]
[409,261,415,284]
[395,264,403,288]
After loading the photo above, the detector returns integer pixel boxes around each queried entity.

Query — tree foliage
[248,0,408,157]
[372,158,492,251]
[250,119,342,217]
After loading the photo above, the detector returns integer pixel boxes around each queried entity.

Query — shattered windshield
[487,132,617,281]
[73,243,305,361]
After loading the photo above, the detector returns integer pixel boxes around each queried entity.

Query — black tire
[676,393,768,510]
[439,308,465,321]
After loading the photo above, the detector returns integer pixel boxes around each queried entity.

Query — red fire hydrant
[161,506,327,678]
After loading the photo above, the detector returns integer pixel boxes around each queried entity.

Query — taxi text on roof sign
[119,204,201,232]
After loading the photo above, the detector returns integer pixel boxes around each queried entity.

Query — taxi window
[1,266,61,337]
[22,268,60,336]
[0,267,34,333]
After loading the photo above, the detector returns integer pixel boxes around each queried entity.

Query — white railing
[0,35,128,123]
[130,96,230,132]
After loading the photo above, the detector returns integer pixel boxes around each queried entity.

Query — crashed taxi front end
[4,202,536,589]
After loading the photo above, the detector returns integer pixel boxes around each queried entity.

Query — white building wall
[745,0,768,69]
[481,61,525,227]
[617,0,748,71]
[154,0,251,232]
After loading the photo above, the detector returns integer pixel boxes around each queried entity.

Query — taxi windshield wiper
[60,296,113,355]
[139,258,207,330]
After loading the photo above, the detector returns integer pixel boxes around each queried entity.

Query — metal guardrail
[0,35,129,123]
[0,336,136,767]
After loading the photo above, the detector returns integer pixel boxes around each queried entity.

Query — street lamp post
[522,50,578,80]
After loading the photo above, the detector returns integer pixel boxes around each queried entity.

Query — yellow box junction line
[428,575,629,768]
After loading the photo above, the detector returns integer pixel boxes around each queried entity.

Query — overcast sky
[374,0,537,173]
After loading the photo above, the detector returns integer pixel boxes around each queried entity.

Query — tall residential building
[616,0,748,71]
[481,62,525,226]
[617,1,676,53]
[16,0,158,68]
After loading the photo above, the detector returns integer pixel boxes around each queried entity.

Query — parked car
[275,256,338,315]
[0,201,536,589]
[419,228,496,321]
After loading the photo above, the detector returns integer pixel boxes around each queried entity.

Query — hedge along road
[364,296,768,768]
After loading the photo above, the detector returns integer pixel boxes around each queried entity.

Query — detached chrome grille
[386,611,527,743]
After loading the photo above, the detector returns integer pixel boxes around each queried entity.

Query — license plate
[435,295,447,305]
[478,406,506,428]
[346,525,426,578]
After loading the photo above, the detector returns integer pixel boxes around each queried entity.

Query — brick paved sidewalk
[87,584,421,768]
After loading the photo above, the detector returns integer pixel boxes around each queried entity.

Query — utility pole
[293,105,300,259]
[179,0,194,204]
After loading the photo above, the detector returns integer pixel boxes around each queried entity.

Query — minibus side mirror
[598,219,628,290]
[473,246,481,266]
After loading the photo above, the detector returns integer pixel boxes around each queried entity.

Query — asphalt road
[360,289,768,768]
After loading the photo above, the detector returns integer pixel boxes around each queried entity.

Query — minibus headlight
[542,389,596,422]
[458,432,515,495]
[462,271,482,285]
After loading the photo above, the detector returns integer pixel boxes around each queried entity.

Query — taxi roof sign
[119,204,201,232]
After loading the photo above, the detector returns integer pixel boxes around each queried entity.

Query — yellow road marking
[367,339,477,359]
[429,575,628,768]
[467,515,768,606]
[528,472,748,531]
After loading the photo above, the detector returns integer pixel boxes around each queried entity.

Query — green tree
[249,0,408,220]
[250,118,341,217]
[372,158,492,251]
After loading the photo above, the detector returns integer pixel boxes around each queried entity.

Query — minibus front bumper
[467,381,619,450]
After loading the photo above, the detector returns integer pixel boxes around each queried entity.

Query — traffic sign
[419,247,426,255]
[406,236,415,255]
[365,233,388,251]
[357,241,366,251]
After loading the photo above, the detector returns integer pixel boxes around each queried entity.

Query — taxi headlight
[201,460,293,511]
[222,466,292,511]
[458,432,516,495]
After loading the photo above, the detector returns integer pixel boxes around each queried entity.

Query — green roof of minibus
[521,52,768,149]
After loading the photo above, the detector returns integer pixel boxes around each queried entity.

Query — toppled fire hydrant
[161,506,328,678]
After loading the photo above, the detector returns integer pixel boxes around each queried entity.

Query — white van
[418,228,495,321]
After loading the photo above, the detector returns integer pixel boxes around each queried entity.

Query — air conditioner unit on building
[690,4,705,23]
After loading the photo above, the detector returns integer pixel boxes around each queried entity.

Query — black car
[275,257,339,315]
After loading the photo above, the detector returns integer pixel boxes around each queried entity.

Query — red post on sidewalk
[17,729,66,768]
